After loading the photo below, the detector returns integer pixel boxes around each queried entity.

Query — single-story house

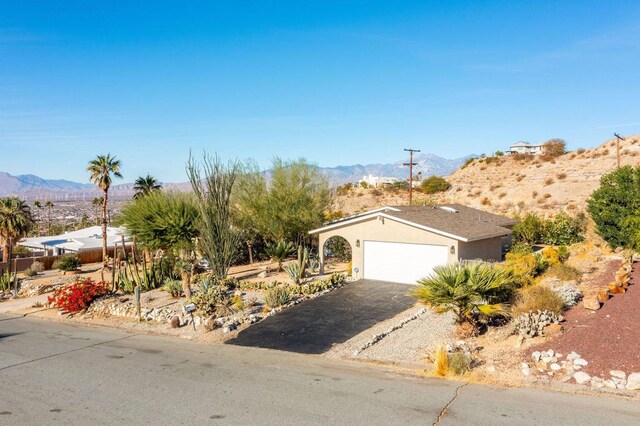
[18,226,130,256]
[507,141,544,155]
[309,204,516,285]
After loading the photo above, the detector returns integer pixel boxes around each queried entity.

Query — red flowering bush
[48,278,110,313]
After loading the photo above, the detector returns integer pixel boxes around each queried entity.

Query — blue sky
[1,1,640,182]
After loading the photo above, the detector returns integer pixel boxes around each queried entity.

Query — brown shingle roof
[385,204,514,241]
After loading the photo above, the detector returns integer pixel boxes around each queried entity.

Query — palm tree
[265,240,295,272]
[0,197,35,291]
[133,174,162,199]
[44,201,54,234]
[33,200,41,209]
[411,262,514,327]
[91,196,104,225]
[87,154,123,268]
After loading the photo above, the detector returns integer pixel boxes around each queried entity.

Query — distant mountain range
[0,153,474,200]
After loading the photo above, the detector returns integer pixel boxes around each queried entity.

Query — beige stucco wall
[457,237,503,262]
[317,216,458,277]
[316,216,506,278]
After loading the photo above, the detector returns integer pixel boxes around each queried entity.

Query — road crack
[433,382,468,425]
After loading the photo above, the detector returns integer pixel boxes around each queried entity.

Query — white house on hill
[361,174,398,187]
[507,141,544,155]
[18,226,130,256]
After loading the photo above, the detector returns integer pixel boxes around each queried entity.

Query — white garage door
[363,241,448,285]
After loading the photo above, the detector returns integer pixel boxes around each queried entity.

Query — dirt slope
[336,135,640,216]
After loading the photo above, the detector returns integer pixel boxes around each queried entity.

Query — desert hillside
[335,135,640,217]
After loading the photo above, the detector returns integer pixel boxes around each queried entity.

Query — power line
[403,148,420,205]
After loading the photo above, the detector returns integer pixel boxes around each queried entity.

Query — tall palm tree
[91,196,104,225]
[44,201,54,234]
[0,197,34,269]
[33,201,42,235]
[87,154,123,268]
[133,174,162,199]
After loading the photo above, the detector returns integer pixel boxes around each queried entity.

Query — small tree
[587,165,640,249]
[513,213,545,245]
[420,176,451,194]
[542,138,567,158]
[187,152,241,281]
[265,240,294,271]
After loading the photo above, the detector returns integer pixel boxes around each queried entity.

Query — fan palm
[91,197,103,225]
[44,200,54,233]
[87,154,123,268]
[133,174,162,199]
[0,197,35,292]
[265,240,294,271]
[411,262,514,326]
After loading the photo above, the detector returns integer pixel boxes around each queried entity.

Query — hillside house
[361,174,398,187]
[507,141,544,155]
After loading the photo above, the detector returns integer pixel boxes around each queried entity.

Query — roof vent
[439,206,459,213]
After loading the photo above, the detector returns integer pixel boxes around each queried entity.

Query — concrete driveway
[226,279,415,354]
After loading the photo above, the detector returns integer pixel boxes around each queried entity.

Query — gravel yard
[325,305,455,368]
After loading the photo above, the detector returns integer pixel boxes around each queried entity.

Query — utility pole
[614,133,624,169]
[403,148,420,205]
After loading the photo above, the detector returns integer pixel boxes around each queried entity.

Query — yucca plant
[284,245,309,284]
[265,240,294,271]
[411,262,514,326]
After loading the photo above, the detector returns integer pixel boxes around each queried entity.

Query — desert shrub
[480,197,491,206]
[540,247,560,267]
[448,352,471,375]
[542,138,567,158]
[511,285,565,316]
[461,158,476,169]
[546,264,581,282]
[510,242,533,255]
[557,173,567,180]
[420,176,451,194]
[47,278,109,312]
[515,174,525,182]
[360,181,369,189]
[504,252,548,286]
[557,245,569,262]
[576,148,585,154]
[544,177,554,186]
[371,188,383,196]
[513,213,545,245]
[264,286,292,308]
[543,213,585,245]
[24,268,38,277]
[553,284,583,307]
[52,254,81,271]
[412,262,514,326]
[162,278,183,298]
[231,294,244,310]
[495,151,504,156]
[189,283,232,317]
[30,261,44,273]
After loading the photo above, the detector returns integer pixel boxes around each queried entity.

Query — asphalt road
[1,314,640,425]
[227,279,415,353]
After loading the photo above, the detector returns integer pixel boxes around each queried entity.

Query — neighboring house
[361,174,398,187]
[507,141,544,155]
[18,225,129,256]
[309,204,516,285]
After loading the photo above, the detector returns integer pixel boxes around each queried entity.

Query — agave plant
[411,262,514,326]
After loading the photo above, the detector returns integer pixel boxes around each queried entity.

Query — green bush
[264,287,292,308]
[557,245,569,263]
[162,278,183,298]
[189,283,232,317]
[513,213,545,245]
[511,285,565,316]
[53,254,81,271]
[448,352,472,375]
[543,213,585,245]
[420,176,451,194]
[587,165,640,249]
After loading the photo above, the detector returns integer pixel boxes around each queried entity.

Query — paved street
[1,314,639,425]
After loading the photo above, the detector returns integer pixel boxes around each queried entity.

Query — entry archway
[321,235,353,277]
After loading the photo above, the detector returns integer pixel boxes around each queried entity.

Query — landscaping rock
[610,370,626,380]
[573,371,591,385]
[573,358,588,367]
[550,363,562,371]
[583,295,601,311]
[625,373,640,390]
[170,315,180,328]
[531,351,541,363]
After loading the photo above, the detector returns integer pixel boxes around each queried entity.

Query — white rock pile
[522,349,640,391]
